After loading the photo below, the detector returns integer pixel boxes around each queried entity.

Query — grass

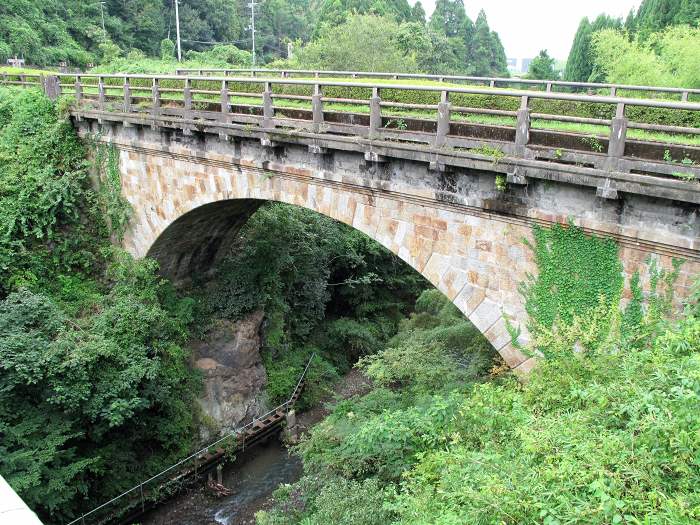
[0,66,56,76]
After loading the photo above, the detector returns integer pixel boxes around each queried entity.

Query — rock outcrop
[192,311,268,439]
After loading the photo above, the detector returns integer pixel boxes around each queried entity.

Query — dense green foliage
[526,49,559,80]
[0,88,200,523]
[564,15,623,82]
[0,87,106,295]
[520,222,623,351]
[195,202,427,408]
[565,0,700,86]
[591,25,700,88]
[258,223,700,525]
[627,0,700,40]
[1,0,510,77]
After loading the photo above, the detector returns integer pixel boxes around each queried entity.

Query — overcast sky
[413,0,640,60]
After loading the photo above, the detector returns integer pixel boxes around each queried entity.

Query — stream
[139,370,371,525]
[140,437,302,525]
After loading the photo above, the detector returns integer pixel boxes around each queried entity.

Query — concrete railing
[0,475,43,525]
[2,72,699,188]
[175,67,700,102]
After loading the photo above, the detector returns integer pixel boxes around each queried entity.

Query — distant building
[7,57,25,68]
[507,58,535,74]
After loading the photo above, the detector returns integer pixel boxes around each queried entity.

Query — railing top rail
[16,73,700,112]
[175,68,700,95]
[64,353,315,525]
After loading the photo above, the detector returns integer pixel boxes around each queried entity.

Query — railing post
[312,84,324,133]
[98,77,106,110]
[515,95,531,152]
[606,102,628,172]
[369,87,381,138]
[489,79,496,88]
[262,81,274,128]
[545,82,552,93]
[610,86,617,97]
[435,90,451,147]
[182,78,193,134]
[74,76,82,103]
[123,76,131,112]
[151,78,161,128]
[43,75,61,100]
[681,91,689,102]
[152,78,161,109]
[183,78,192,112]
[220,79,229,115]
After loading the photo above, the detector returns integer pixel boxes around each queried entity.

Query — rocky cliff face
[192,311,268,439]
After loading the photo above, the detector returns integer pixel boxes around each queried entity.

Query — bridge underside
[78,118,699,374]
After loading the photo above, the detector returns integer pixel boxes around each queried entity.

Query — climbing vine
[519,221,624,354]
[93,142,131,241]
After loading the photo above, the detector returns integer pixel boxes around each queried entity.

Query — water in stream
[141,438,302,525]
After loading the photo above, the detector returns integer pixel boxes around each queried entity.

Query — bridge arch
[122,158,536,372]
[89,121,697,376]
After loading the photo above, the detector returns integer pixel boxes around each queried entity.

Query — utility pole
[248,1,257,67]
[174,0,182,62]
[100,2,106,39]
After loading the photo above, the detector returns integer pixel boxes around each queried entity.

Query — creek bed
[139,437,302,525]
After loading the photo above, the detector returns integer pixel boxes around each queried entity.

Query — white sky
[413,0,640,60]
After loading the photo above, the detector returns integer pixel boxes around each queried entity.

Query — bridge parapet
[175,68,700,103]
[2,72,700,203]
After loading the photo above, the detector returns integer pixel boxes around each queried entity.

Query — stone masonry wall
[78,122,700,374]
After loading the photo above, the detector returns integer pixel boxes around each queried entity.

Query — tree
[565,15,621,82]
[590,26,700,88]
[160,38,175,60]
[527,49,558,80]
[411,1,427,24]
[429,0,468,38]
[291,14,418,72]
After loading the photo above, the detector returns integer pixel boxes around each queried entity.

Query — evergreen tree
[564,15,620,82]
[527,49,558,80]
[411,1,427,24]
[675,0,700,24]
[470,10,494,76]
[429,0,468,37]
[489,30,509,76]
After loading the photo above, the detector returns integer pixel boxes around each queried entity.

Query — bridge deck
[2,72,699,204]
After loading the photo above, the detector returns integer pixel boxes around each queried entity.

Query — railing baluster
[610,86,617,97]
[74,76,82,103]
[682,91,689,102]
[515,95,531,152]
[123,76,131,112]
[151,78,160,129]
[98,76,106,110]
[262,81,274,128]
[435,90,451,147]
[220,79,229,116]
[369,87,381,138]
[606,102,628,173]
[152,78,160,109]
[312,84,324,133]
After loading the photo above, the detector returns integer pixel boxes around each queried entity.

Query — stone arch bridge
[16,72,698,373]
